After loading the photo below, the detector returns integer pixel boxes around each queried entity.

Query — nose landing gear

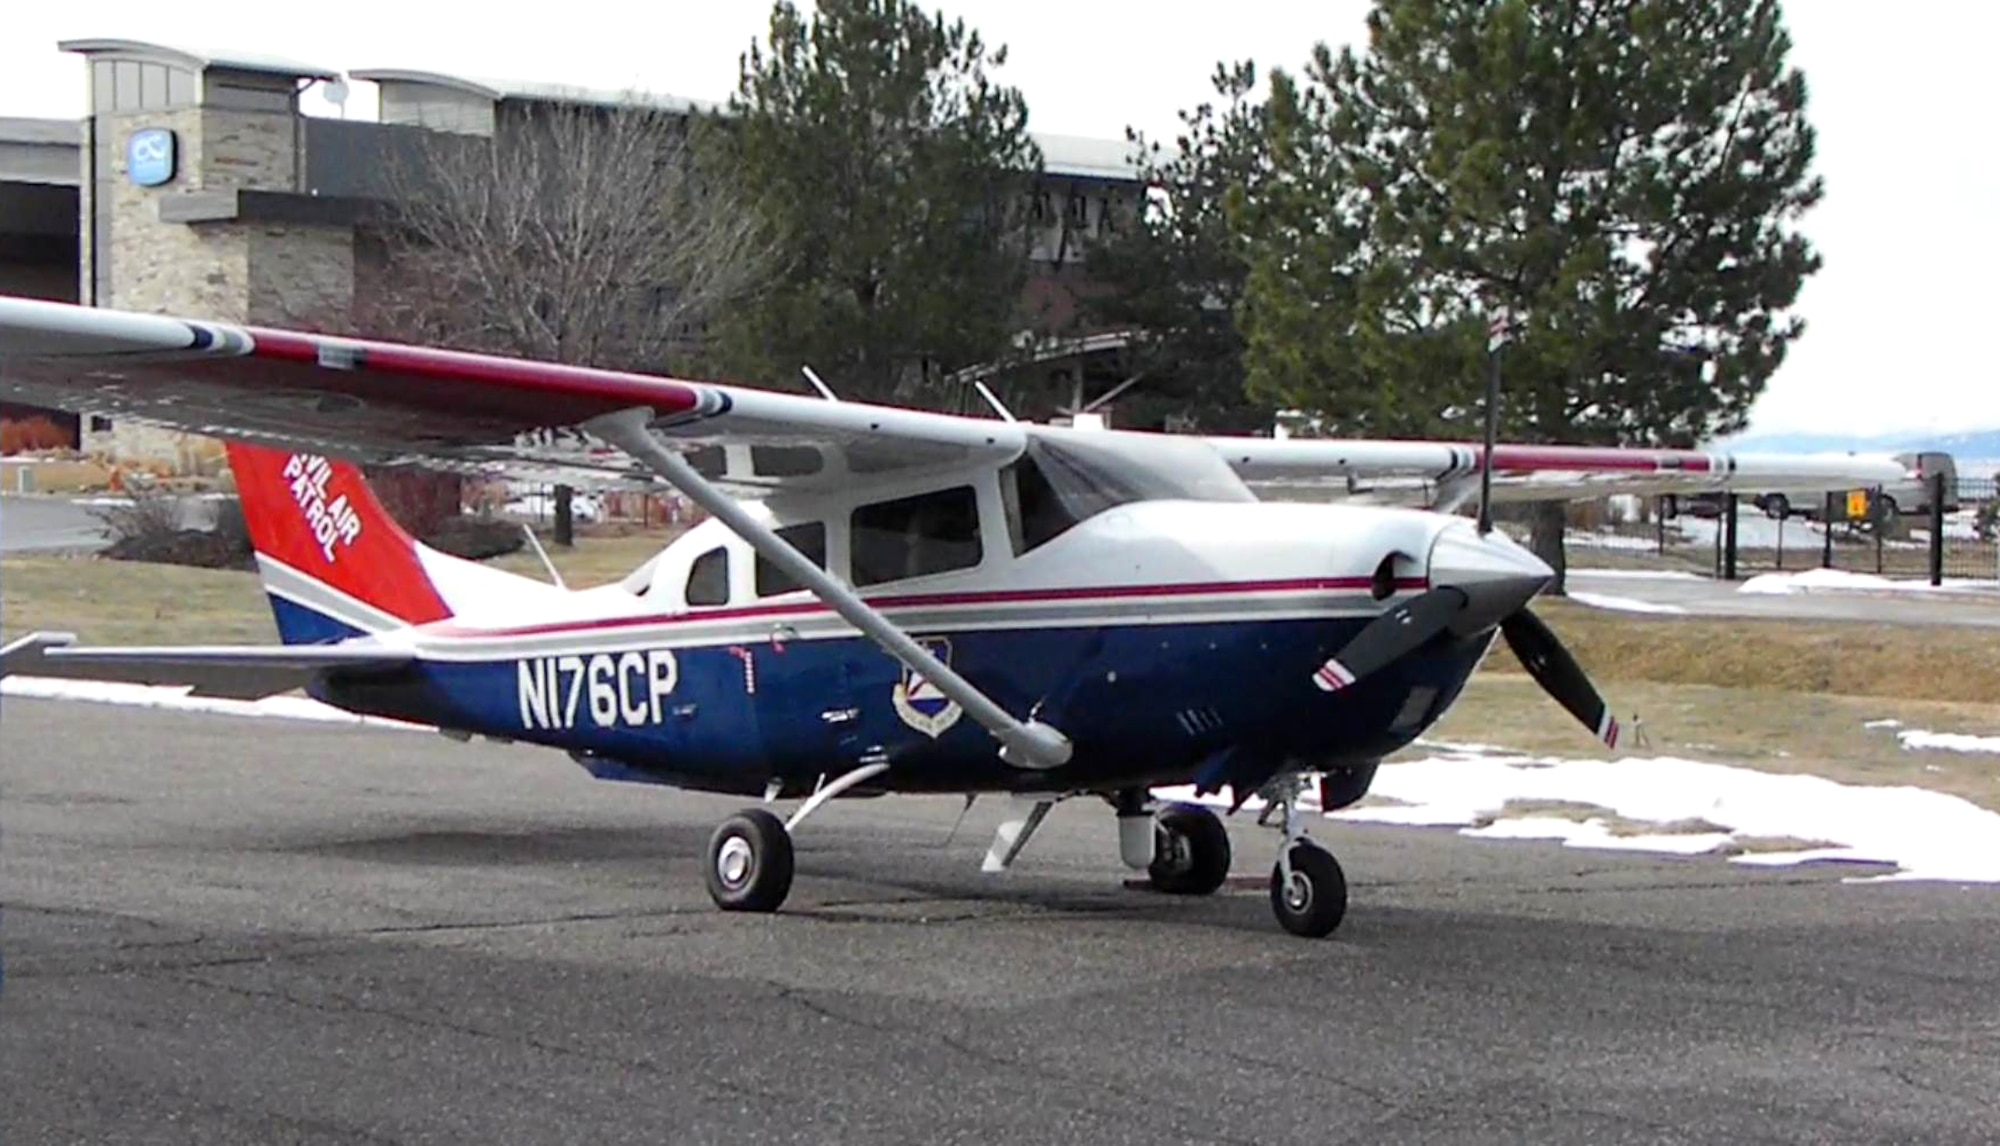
[1259,775,1349,939]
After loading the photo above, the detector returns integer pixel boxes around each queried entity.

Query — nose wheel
[1270,841,1347,938]
[1256,774,1350,938]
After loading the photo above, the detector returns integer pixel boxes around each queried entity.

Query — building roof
[58,38,340,82]
[350,68,1139,182]
[1035,133,1141,182]
[350,69,719,116]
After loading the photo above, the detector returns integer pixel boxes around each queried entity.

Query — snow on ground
[11,676,1998,885]
[1738,568,1998,595]
[1566,590,1688,615]
[1160,741,2000,884]
[1566,531,1662,551]
[1569,568,1707,581]
[1896,729,2000,755]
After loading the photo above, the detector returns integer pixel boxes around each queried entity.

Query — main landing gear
[703,762,889,915]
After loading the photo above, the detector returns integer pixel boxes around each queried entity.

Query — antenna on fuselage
[520,523,568,589]
[800,365,839,402]
[971,381,1018,423]
[1476,311,1510,535]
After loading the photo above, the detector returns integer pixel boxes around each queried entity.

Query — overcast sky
[3,1,1992,439]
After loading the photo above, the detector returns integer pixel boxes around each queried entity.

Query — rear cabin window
[851,486,983,587]
[755,522,827,598]
[684,547,729,607]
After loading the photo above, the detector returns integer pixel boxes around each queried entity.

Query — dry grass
[1503,598,2000,702]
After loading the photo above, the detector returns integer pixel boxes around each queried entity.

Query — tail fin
[226,444,555,644]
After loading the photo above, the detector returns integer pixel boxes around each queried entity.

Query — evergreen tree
[715,0,1041,404]
[1080,62,1275,433]
[1234,0,1823,585]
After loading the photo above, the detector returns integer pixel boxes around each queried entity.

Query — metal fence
[1564,474,2000,585]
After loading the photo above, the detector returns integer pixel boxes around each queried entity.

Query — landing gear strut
[704,762,890,914]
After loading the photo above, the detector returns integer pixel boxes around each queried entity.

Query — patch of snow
[1462,815,1735,856]
[1,676,428,731]
[1566,591,1688,615]
[1738,568,1996,595]
[502,493,605,522]
[1896,729,2000,755]
[1864,719,1904,730]
[1567,532,1661,552]
[1569,569,1707,581]
[1320,752,2000,883]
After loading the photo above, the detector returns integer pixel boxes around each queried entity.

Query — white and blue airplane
[0,296,1905,938]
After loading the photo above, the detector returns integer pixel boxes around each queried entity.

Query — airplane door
[753,621,864,777]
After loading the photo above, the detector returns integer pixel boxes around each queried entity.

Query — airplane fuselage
[310,498,1506,800]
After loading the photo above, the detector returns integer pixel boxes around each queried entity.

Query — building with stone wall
[0,38,1145,471]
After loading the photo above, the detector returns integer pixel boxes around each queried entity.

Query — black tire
[1763,494,1790,521]
[705,808,795,913]
[1269,843,1347,938]
[1148,805,1232,896]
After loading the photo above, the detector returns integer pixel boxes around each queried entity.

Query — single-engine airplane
[0,296,1907,937]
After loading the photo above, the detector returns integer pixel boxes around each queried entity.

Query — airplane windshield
[1004,430,1254,554]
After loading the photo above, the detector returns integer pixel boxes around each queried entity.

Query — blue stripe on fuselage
[268,593,370,645]
[313,616,1493,798]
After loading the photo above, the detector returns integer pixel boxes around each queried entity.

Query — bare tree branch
[363,96,778,374]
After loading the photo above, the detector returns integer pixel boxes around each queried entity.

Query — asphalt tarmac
[5,699,1999,1145]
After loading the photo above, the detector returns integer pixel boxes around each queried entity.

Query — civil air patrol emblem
[893,638,963,739]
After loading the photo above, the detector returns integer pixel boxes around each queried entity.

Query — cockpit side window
[850,486,983,587]
[755,521,827,597]
[1001,453,1082,555]
[684,546,730,607]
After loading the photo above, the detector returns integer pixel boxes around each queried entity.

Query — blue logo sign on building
[126,128,177,187]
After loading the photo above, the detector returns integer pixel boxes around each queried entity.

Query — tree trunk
[553,484,575,548]
[1528,500,1568,597]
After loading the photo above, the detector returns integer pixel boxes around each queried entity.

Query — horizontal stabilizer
[0,631,411,700]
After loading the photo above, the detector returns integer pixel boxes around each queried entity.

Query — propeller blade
[1311,587,1466,694]
[1500,608,1622,750]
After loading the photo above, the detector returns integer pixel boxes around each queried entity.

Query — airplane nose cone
[1427,522,1553,633]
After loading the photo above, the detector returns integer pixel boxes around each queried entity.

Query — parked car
[1754,451,1956,525]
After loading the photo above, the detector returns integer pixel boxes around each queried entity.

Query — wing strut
[584,409,1074,770]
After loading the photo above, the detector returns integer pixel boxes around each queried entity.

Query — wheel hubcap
[717,836,754,889]
[1284,871,1314,913]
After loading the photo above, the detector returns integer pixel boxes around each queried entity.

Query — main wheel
[705,808,795,913]
[1148,805,1232,895]
[1269,843,1347,938]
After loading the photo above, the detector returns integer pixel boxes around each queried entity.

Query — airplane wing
[0,632,412,700]
[0,296,1024,496]
[1206,438,1912,508]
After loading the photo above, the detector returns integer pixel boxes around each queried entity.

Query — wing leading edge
[1207,438,1911,506]
[0,296,1024,495]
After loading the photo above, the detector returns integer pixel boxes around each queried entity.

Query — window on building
[755,521,827,598]
[1067,193,1089,227]
[685,546,729,607]
[1099,197,1116,234]
[850,486,982,586]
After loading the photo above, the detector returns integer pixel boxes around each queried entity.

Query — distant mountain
[1718,428,2000,458]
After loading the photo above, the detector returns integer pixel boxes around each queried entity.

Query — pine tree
[1234,0,1824,586]
[713,0,1041,404]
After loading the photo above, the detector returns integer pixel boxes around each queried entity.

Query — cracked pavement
[5,699,1999,1144]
